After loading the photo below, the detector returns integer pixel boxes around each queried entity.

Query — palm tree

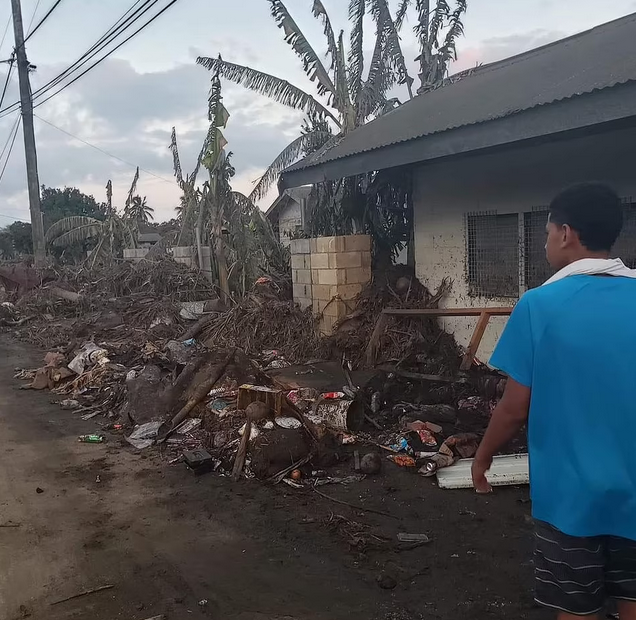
[197,0,417,202]
[127,196,154,223]
[395,0,468,93]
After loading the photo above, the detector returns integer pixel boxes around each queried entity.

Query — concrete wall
[123,246,213,281]
[278,200,303,247]
[413,126,636,362]
[290,235,372,335]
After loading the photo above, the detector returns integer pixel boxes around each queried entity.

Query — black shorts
[534,520,636,615]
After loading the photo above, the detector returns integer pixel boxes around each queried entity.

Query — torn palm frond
[269,0,336,99]
[197,55,340,127]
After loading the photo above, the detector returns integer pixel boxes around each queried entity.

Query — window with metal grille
[466,213,519,297]
[524,210,552,289]
[613,202,636,267]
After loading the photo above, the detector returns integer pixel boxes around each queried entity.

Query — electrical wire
[23,0,64,44]
[0,0,178,118]
[32,0,158,102]
[0,57,14,109]
[27,0,44,36]
[0,115,21,185]
[0,15,11,54]
[0,1,155,117]
[0,114,20,162]
[0,213,29,222]
[33,0,180,110]
[34,113,178,186]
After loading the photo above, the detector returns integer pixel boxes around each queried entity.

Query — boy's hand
[472,456,493,494]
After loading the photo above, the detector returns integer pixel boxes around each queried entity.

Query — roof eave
[281,83,636,189]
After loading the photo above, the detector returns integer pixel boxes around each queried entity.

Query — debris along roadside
[2,258,525,492]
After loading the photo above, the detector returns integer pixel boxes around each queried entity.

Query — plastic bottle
[78,434,105,443]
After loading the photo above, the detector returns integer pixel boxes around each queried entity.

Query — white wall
[413,125,636,362]
[278,200,303,246]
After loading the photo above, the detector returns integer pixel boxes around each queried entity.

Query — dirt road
[0,335,548,620]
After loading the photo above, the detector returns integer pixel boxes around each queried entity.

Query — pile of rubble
[1,257,523,490]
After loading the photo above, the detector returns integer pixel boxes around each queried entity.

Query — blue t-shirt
[490,275,636,540]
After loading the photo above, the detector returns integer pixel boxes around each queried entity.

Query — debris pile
[1,257,523,491]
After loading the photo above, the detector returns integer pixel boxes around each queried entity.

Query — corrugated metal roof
[285,12,636,173]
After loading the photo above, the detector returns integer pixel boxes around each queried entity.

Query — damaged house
[280,13,636,361]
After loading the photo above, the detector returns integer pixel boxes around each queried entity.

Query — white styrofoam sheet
[436,453,529,490]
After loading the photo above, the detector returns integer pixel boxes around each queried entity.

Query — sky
[0,0,634,226]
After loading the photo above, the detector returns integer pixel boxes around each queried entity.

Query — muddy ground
[0,334,550,620]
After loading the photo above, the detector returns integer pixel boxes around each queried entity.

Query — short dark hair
[549,183,623,252]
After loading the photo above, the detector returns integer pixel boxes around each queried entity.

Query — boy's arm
[472,379,531,493]
[472,295,534,493]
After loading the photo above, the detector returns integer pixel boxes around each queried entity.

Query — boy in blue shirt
[472,183,636,619]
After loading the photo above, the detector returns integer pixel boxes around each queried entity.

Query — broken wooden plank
[460,310,492,371]
[364,312,389,366]
[381,307,513,317]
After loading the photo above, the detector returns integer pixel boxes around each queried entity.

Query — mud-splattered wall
[413,125,636,362]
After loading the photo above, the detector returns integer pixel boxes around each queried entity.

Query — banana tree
[197,0,416,202]
[395,0,468,92]
[45,198,135,267]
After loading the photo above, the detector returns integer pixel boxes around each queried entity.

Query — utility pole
[11,0,46,267]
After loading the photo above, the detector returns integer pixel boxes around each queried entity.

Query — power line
[0,212,29,222]
[32,0,159,105]
[24,0,64,43]
[0,0,178,118]
[0,114,20,162]
[0,114,21,185]
[34,113,178,186]
[0,57,14,109]
[26,0,43,35]
[33,0,180,110]
[0,15,11,53]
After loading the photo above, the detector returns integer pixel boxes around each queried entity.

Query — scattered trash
[387,455,417,468]
[59,399,80,410]
[78,434,105,444]
[81,411,101,421]
[36,487,44,494]
[290,469,302,481]
[308,398,364,431]
[126,421,162,449]
[183,449,217,476]
[419,433,481,477]
[68,343,110,375]
[397,533,430,543]
[198,599,208,607]
[95,475,101,483]
[173,418,202,434]
[274,416,302,429]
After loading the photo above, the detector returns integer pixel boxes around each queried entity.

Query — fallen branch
[159,348,236,441]
[312,485,398,520]
[268,455,312,484]
[51,584,114,606]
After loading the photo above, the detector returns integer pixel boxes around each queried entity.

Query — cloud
[452,29,567,72]
[0,57,308,224]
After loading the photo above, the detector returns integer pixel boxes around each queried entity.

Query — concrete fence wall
[123,245,213,281]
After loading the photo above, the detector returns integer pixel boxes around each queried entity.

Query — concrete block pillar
[311,235,372,335]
